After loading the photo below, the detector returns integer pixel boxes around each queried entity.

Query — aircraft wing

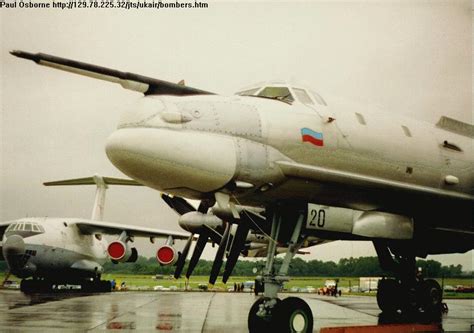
[73,220,190,240]
[276,160,474,204]
[10,50,214,96]
[44,176,142,186]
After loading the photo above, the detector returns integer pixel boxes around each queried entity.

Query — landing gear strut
[374,242,443,319]
[248,206,313,333]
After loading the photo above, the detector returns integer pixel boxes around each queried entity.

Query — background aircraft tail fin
[44,175,142,221]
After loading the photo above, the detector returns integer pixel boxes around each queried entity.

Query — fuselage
[2,218,108,279]
[105,85,474,233]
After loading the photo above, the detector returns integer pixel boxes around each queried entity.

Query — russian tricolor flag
[301,128,324,147]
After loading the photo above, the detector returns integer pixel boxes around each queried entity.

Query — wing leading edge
[10,50,214,96]
[73,220,190,240]
[276,160,474,208]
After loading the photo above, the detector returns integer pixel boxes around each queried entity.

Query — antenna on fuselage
[43,175,143,221]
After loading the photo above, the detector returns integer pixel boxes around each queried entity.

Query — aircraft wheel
[38,280,53,293]
[377,279,401,313]
[81,281,93,293]
[20,279,34,293]
[273,297,313,333]
[100,280,112,292]
[248,297,280,333]
[401,286,419,315]
[420,279,442,313]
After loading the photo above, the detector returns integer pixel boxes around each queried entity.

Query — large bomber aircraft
[0,175,190,293]
[11,51,474,332]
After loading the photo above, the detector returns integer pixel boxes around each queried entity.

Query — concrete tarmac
[0,290,471,332]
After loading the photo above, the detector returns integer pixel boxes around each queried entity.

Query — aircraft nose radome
[105,128,237,195]
[2,235,25,257]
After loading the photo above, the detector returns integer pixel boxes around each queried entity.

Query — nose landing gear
[248,207,313,333]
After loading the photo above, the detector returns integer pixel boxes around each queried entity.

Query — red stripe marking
[302,134,324,146]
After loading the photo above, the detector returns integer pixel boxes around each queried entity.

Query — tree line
[99,256,467,278]
[0,256,466,278]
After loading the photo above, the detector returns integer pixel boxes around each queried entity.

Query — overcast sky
[1,1,473,271]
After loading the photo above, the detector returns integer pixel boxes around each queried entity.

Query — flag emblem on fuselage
[301,128,324,147]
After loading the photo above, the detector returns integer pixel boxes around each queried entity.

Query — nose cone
[2,235,35,278]
[106,128,237,196]
[3,235,25,257]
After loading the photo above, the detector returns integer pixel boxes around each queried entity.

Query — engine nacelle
[178,211,224,233]
[107,240,137,262]
[156,245,178,266]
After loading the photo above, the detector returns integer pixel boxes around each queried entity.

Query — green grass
[2,273,472,299]
[102,274,473,294]
[98,274,363,290]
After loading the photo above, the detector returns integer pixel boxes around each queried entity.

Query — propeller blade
[161,194,196,215]
[185,231,208,279]
[197,199,214,214]
[209,222,231,285]
[222,221,250,283]
[173,234,193,279]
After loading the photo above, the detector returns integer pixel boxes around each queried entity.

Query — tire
[248,297,280,333]
[100,280,112,292]
[20,279,33,293]
[273,297,313,333]
[81,281,93,293]
[376,279,401,314]
[420,279,442,313]
[38,280,53,293]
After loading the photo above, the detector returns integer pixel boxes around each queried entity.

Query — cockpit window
[237,88,260,96]
[293,88,314,106]
[258,87,294,103]
[5,221,45,237]
[310,91,327,106]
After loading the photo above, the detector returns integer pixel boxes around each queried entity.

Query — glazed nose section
[3,235,25,258]
[105,128,237,194]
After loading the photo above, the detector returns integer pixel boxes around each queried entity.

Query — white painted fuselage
[105,92,473,212]
[104,84,474,255]
[2,218,108,279]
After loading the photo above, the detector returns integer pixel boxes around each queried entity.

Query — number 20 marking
[309,209,326,228]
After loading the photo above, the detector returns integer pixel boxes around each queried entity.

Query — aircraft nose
[105,128,237,196]
[3,235,25,257]
[2,235,31,277]
[117,97,167,128]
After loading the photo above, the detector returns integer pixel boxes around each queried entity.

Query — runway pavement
[0,290,471,332]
